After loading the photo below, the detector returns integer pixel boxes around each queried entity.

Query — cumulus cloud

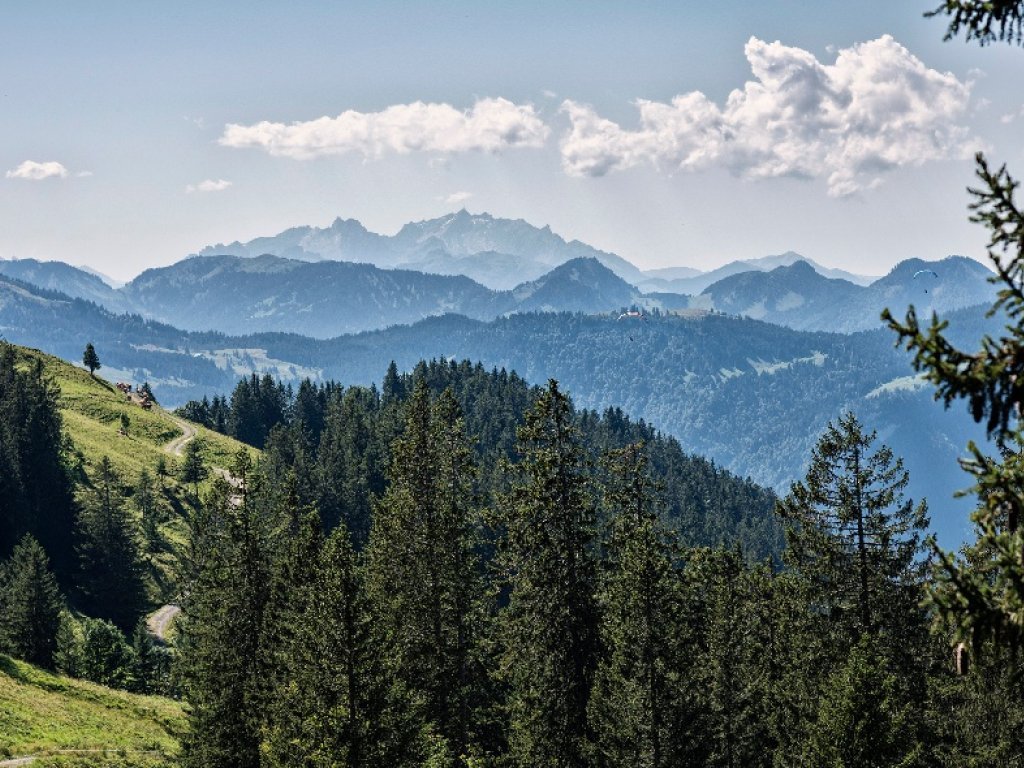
[220,97,549,160]
[1000,104,1024,124]
[186,179,232,193]
[560,35,975,196]
[5,160,69,180]
[442,191,473,205]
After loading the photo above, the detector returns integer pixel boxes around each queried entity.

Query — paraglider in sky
[617,309,646,341]
[913,269,938,293]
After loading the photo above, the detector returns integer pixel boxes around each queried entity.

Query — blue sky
[2,1,1022,280]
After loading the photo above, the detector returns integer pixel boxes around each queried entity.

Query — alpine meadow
[5,1,1024,766]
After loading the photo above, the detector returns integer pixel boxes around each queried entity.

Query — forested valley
[4,322,1024,765]
[7,3,1024,766]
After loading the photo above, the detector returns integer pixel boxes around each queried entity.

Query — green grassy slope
[13,344,257,602]
[14,345,254,482]
[0,655,186,767]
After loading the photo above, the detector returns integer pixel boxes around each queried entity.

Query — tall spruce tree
[180,470,271,768]
[774,414,932,762]
[135,467,161,551]
[587,443,701,768]
[802,636,919,767]
[0,343,76,579]
[0,533,64,668]
[497,379,598,768]
[776,413,929,646]
[365,382,485,763]
[75,456,148,631]
[694,548,775,768]
[261,523,418,768]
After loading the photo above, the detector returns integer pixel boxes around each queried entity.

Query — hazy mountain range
[0,271,994,546]
[193,210,881,292]
[0,217,993,338]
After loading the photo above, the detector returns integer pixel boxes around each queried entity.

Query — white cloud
[5,160,69,180]
[219,97,549,160]
[186,178,232,193]
[543,89,558,100]
[1000,104,1024,124]
[560,35,975,197]
[442,191,473,205]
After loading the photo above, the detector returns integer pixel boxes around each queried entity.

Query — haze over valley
[4,2,1024,766]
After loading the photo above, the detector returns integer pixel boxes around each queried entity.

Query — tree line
[0,343,186,693]
[177,359,782,558]
[179,372,1012,767]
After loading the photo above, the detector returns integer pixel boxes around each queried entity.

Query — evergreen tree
[0,343,77,579]
[776,413,929,647]
[803,636,919,767]
[262,524,417,768]
[259,484,324,755]
[53,611,82,677]
[0,534,64,668]
[883,0,1024,653]
[695,548,775,768]
[75,456,148,631]
[927,0,1023,46]
[587,443,701,768]
[179,437,208,501]
[180,473,272,768]
[366,383,486,763]
[78,616,135,689]
[497,379,598,768]
[316,386,382,544]
[135,467,161,551]
[82,342,100,375]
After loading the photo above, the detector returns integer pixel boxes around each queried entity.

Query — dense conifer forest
[6,4,1024,766]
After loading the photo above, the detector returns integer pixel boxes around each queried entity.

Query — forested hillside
[0,342,253,712]
[0,270,992,543]
[178,358,781,557]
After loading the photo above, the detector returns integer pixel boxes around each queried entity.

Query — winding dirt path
[164,413,198,457]
[146,602,181,643]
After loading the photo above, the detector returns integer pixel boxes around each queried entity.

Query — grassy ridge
[14,345,254,482]
[0,655,186,766]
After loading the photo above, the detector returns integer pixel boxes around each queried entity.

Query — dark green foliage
[803,636,919,767]
[588,444,701,768]
[178,437,208,500]
[75,456,148,632]
[927,0,1024,45]
[776,413,929,646]
[0,534,64,668]
[130,618,171,695]
[261,524,419,768]
[202,360,782,558]
[226,373,288,449]
[82,341,100,374]
[929,641,1024,765]
[77,616,136,689]
[0,342,77,579]
[886,154,1024,650]
[498,380,599,768]
[366,382,487,763]
[691,548,775,768]
[773,415,932,763]
[134,467,162,551]
[52,611,82,677]
[179,474,273,768]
